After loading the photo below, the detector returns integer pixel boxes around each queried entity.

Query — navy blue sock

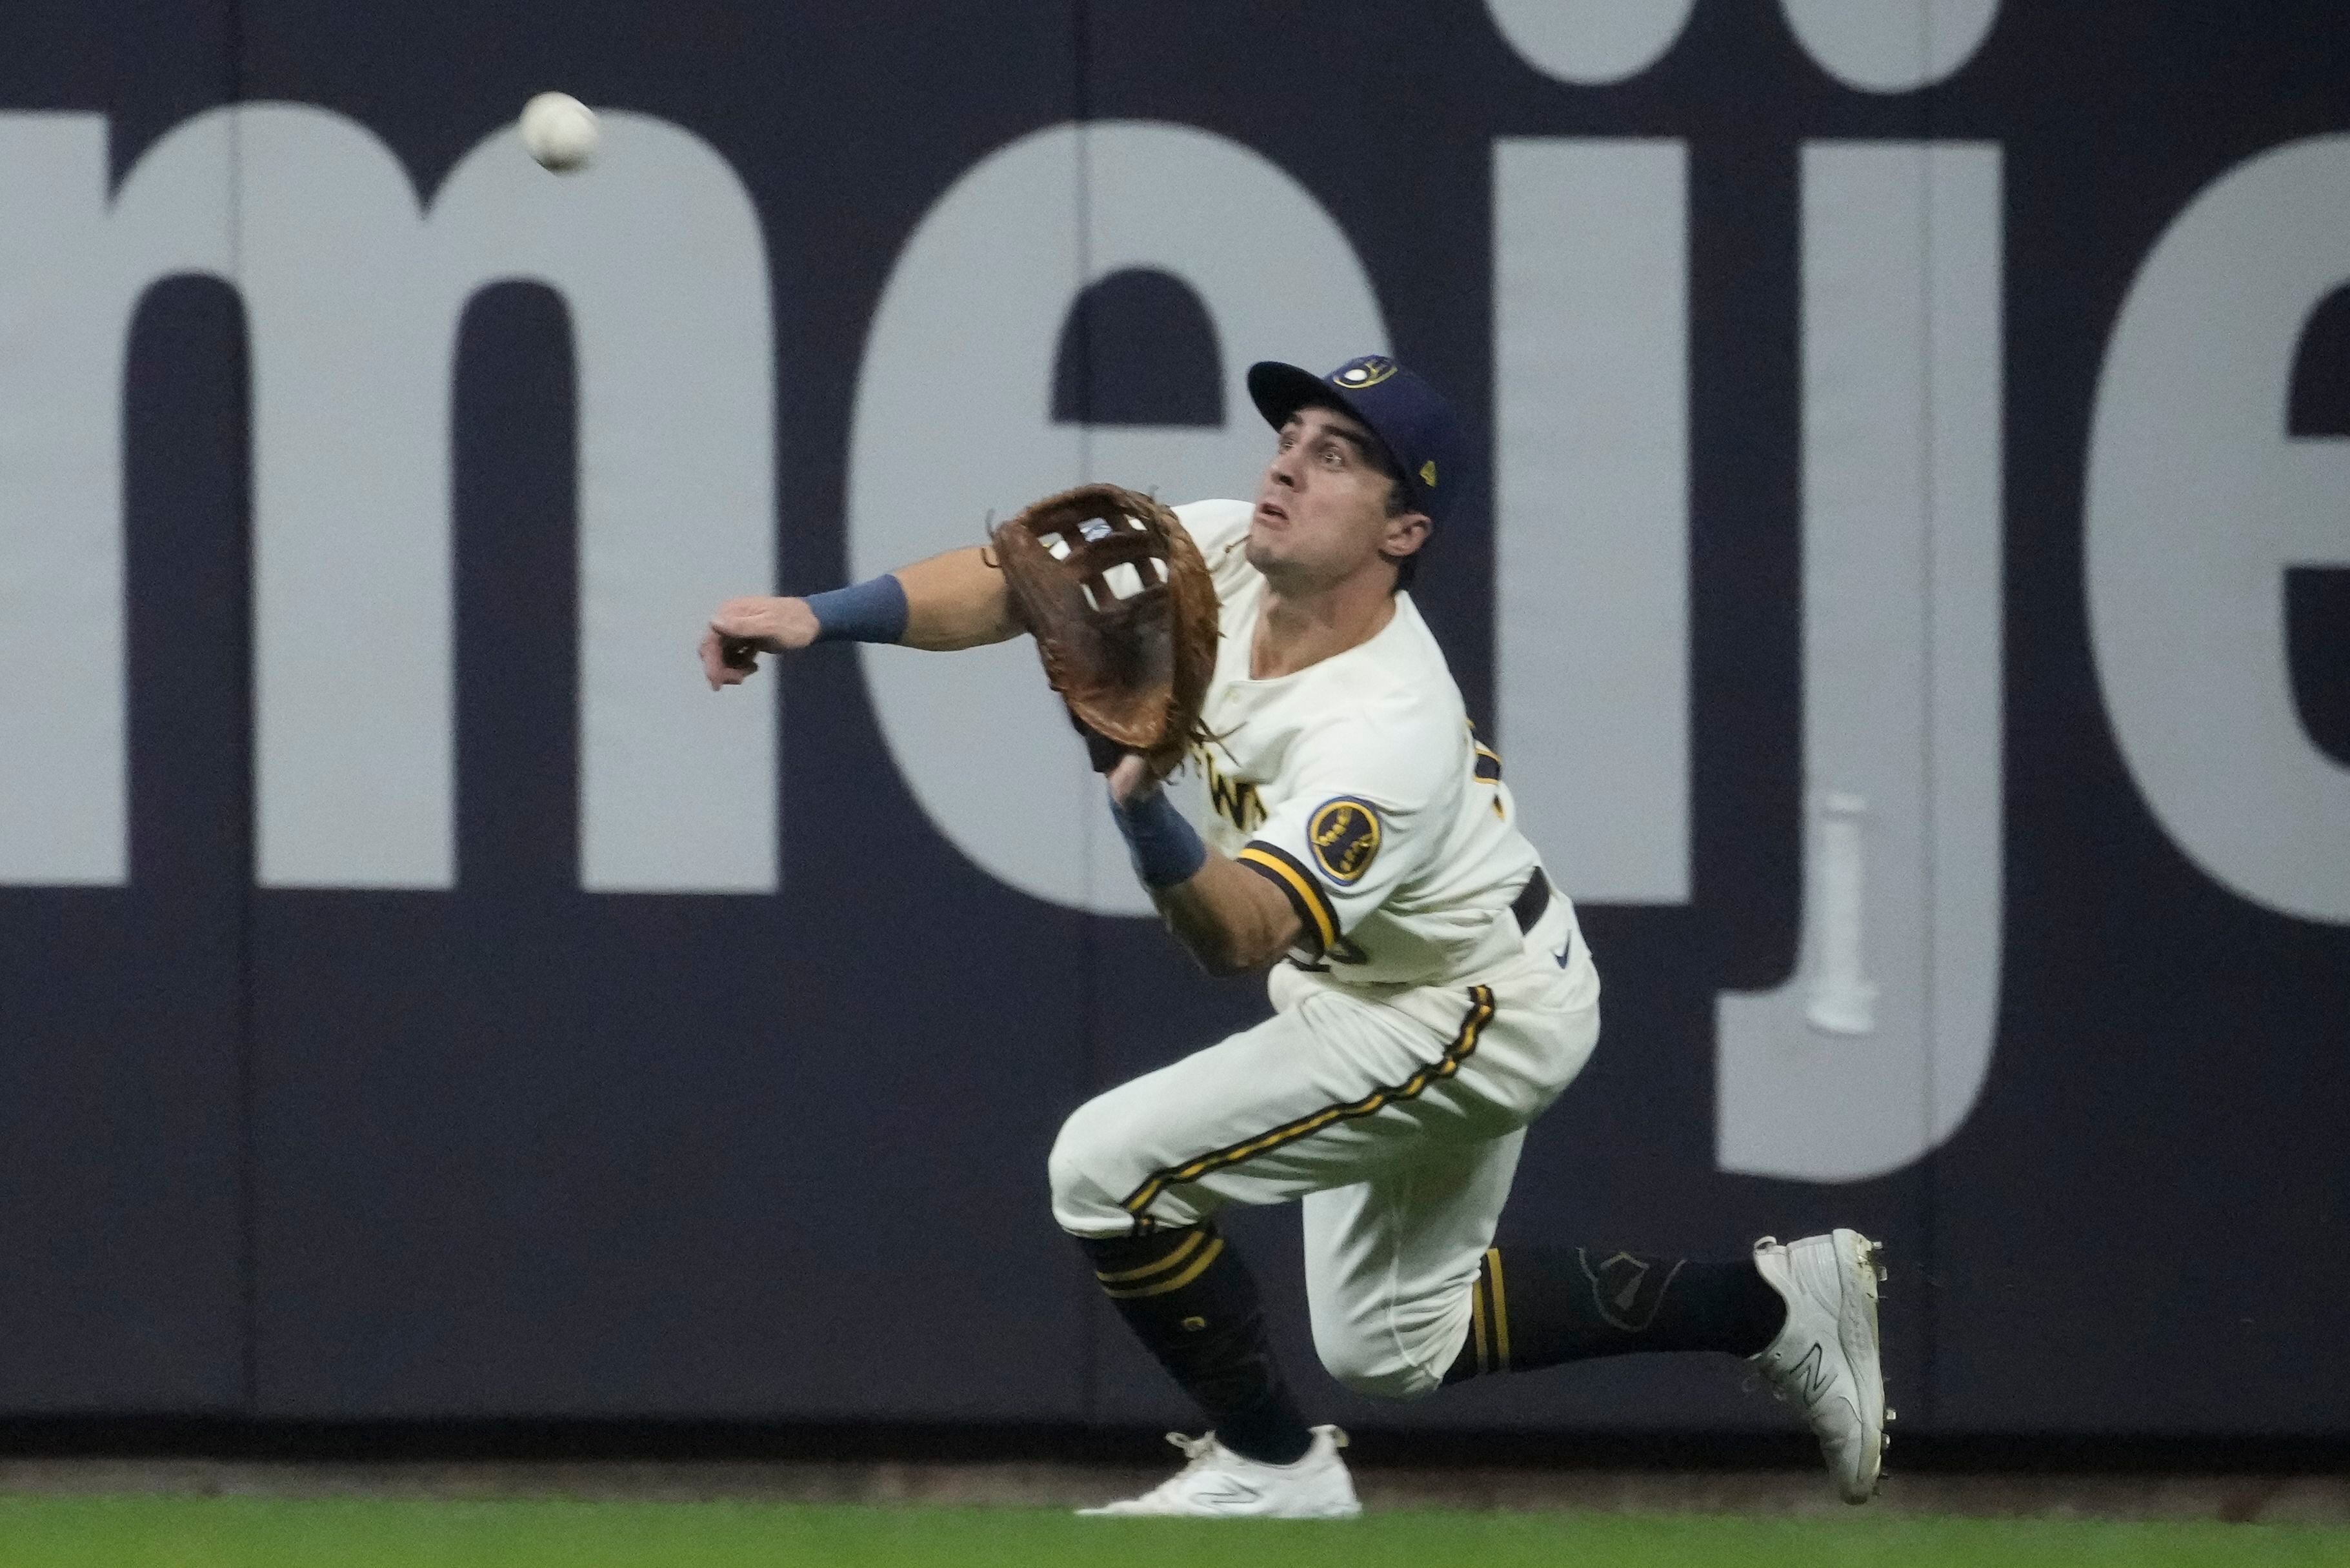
[1080,1225,1313,1465]
[1445,1245,1788,1382]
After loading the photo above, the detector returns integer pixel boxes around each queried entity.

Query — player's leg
[1048,981,1514,1502]
[1298,950,1773,1398]
[1441,1231,1887,1501]
[1297,1125,1786,1397]
[1065,1216,1312,1476]
[1433,1241,1789,1383]
[1299,1128,1524,1400]
[1301,1140,1885,1500]
[1283,983,1771,1399]
[1292,934,1886,1502]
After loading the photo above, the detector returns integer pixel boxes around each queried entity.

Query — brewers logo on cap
[1332,356,1397,388]
[1308,798,1381,883]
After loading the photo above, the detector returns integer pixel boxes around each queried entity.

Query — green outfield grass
[1,1496,2342,1568]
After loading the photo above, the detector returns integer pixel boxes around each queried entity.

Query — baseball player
[700,356,1887,1516]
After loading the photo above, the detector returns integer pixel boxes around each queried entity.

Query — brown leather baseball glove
[990,483,1220,777]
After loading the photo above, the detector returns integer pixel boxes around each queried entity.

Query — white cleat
[1078,1425,1361,1518]
[1750,1230,1887,1505]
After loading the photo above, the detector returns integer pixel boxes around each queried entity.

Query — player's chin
[1245,517,1293,562]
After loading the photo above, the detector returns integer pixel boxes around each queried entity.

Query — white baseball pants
[1049,899,1599,1400]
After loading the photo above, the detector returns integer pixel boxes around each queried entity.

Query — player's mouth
[1254,499,1290,527]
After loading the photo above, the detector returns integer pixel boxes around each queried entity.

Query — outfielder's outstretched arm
[701,545,1018,689]
[893,546,1021,650]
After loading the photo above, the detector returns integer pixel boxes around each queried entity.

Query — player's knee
[1047,1100,1126,1233]
[1311,1323,1442,1403]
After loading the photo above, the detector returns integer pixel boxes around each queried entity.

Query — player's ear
[1380,509,1431,562]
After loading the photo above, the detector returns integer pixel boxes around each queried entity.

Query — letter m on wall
[0,106,778,891]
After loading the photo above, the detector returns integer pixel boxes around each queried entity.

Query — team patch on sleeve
[1307,798,1381,885]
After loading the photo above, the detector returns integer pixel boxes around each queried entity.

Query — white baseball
[519,92,599,173]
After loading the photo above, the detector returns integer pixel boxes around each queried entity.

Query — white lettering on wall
[1485,0,1698,85]
[2086,136,2350,924]
[1493,138,1691,901]
[1780,0,2002,93]
[1716,143,2005,1181]
[0,106,778,891]
[0,114,200,885]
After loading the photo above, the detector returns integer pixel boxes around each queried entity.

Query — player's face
[1250,407,1423,589]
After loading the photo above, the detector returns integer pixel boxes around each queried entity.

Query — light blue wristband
[1110,787,1207,890]
[806,574,910,644]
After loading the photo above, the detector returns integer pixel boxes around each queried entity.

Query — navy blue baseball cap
[1245,355,1467,525]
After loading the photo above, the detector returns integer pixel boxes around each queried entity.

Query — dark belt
[1511,867,1552,934]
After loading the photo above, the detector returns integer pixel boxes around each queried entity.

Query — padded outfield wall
[0,1,2345,1438]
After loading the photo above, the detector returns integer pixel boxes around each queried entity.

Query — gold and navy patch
[1332,355,1397,388]
[1419,458,1438,488]
[1307,798,1381,885]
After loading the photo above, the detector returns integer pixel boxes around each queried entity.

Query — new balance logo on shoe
[1789,1342,1833,1407]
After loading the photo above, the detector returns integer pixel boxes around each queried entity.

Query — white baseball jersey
[1054,499,1603,1386]
[1165,499,1562,989]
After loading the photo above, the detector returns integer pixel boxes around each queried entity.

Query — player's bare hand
[701,596,820,690]
[1107,752,1157,808]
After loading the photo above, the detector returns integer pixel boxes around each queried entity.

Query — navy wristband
[805,574,909,644]
[1110,787,1207,890]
